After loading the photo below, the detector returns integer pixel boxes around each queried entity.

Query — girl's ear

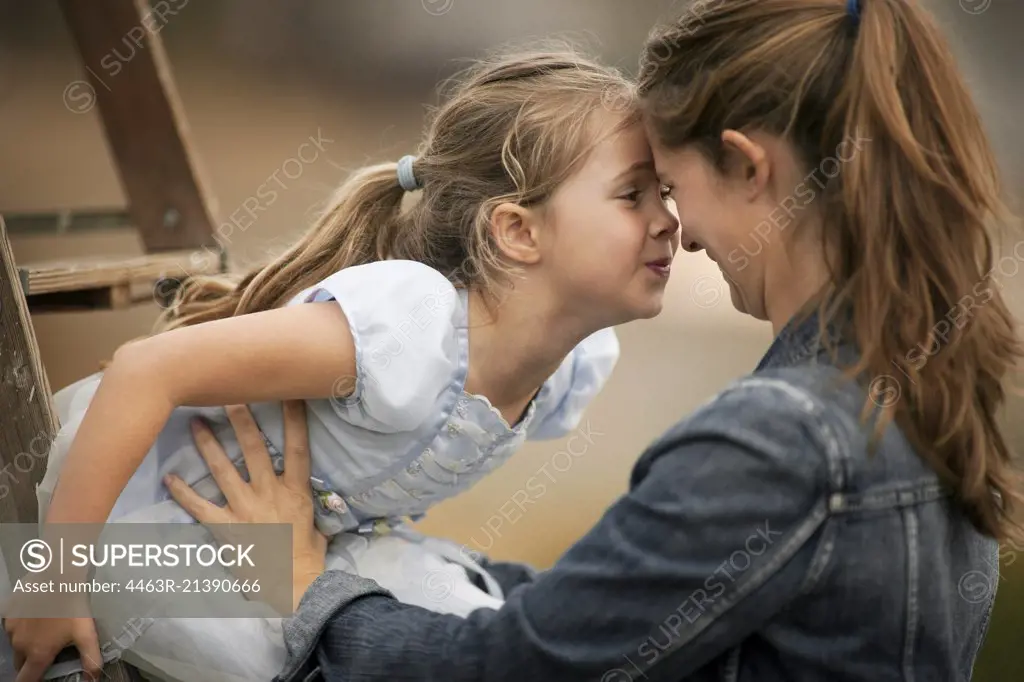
[489,202,542,265]
[721,129,770,201]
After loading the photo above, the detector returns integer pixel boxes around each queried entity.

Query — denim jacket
[274,311,999,682]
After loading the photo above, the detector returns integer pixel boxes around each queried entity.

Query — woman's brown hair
[639,0,1023,542]
[157,45,637,331]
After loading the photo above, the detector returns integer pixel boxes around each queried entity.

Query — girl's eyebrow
[611,159,656,183]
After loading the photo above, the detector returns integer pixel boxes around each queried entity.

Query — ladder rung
[18,249,225,313]
[2,209,132,235]
[20,250,224,295]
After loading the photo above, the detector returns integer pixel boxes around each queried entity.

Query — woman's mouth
[645,258,672,277]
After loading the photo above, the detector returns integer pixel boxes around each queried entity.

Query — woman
[171,0,1021,679]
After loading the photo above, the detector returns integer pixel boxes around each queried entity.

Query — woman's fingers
[72,620,103,681]
[14,640,61,682]
[281,400,312,490]
[188,419,248,508]
[15,656,50,682]
[224,404,276,492]
[164,474,233,524]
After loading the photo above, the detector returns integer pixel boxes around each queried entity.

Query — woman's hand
[164,401,328,610]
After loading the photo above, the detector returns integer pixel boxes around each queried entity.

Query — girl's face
[540,114,680,326]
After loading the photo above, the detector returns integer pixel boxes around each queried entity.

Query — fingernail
[190,417,204,432]
[163,474,177,487]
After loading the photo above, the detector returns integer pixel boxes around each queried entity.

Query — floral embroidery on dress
[316,490,349,515]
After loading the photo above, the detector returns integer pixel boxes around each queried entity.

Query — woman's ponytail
[835,0,1023,540]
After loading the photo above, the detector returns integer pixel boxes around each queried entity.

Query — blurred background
[1,0,1021,678]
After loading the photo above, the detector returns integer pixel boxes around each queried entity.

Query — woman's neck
[463,285,596,418]
[764,230,833,336]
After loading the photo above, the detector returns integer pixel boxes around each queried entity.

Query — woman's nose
[675,225,702,252]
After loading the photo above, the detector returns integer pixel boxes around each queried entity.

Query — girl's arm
[45,301,355,526]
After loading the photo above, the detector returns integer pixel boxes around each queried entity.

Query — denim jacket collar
[756,301,854,373]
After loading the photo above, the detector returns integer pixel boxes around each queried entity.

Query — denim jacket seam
[727,376,818,413]
[816,405,848,493]
[901,505,921,682]
[796,516,837,596]
[720,644,742,682]
[826,482,951,515]
[640,495,830,666]
[969,544,1000,678]
[715,377,845,488]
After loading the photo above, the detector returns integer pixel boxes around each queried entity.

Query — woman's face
[647,128,789,322]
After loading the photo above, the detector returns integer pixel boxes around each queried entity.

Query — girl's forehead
[581,127,654,178]
[591,118,651,158]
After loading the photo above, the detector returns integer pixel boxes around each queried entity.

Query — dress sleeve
[526,327,619,440]
[287,260,461,433]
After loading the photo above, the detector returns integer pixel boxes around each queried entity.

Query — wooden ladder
[1,1,223,679]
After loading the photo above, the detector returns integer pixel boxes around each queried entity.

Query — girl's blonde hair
[639,0,1023,543]
[158,46,637,331]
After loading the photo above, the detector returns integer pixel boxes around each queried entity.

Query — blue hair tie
[397,155,421,192]
[847,0,861,25]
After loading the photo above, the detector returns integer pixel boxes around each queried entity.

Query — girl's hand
[3,611,102,682]
[164,401,328,610]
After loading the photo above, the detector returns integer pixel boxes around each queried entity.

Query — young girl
[7,48,679,681]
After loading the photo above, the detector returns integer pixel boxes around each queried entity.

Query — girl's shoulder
[526,327,620,441]
[288,259,458,309]
[288,260,463,432]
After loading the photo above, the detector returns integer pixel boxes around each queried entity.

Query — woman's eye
[621,190,641,203]
[660,185,673,201]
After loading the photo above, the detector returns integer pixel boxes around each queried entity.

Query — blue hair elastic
[397,155,421,192]
[847,0,861,25]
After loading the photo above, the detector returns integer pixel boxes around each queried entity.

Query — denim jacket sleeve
[274,378,834,682]
[472,557,541,595]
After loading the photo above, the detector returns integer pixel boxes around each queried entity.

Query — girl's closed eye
[620,188,643,204]
[619,178,665,206]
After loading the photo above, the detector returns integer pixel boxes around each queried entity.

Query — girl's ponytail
[158,162,407,331]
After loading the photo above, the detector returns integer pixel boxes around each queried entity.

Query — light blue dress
[36,259,619,681]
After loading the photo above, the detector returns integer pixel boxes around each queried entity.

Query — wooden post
[57,0,220,254]
[0,219,143,680]
[0,216,58,525]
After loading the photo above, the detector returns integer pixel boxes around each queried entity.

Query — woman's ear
[721,129,770,200]
[490,202,542,265]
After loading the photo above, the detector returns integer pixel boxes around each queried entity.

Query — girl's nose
[652,212,679,238]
